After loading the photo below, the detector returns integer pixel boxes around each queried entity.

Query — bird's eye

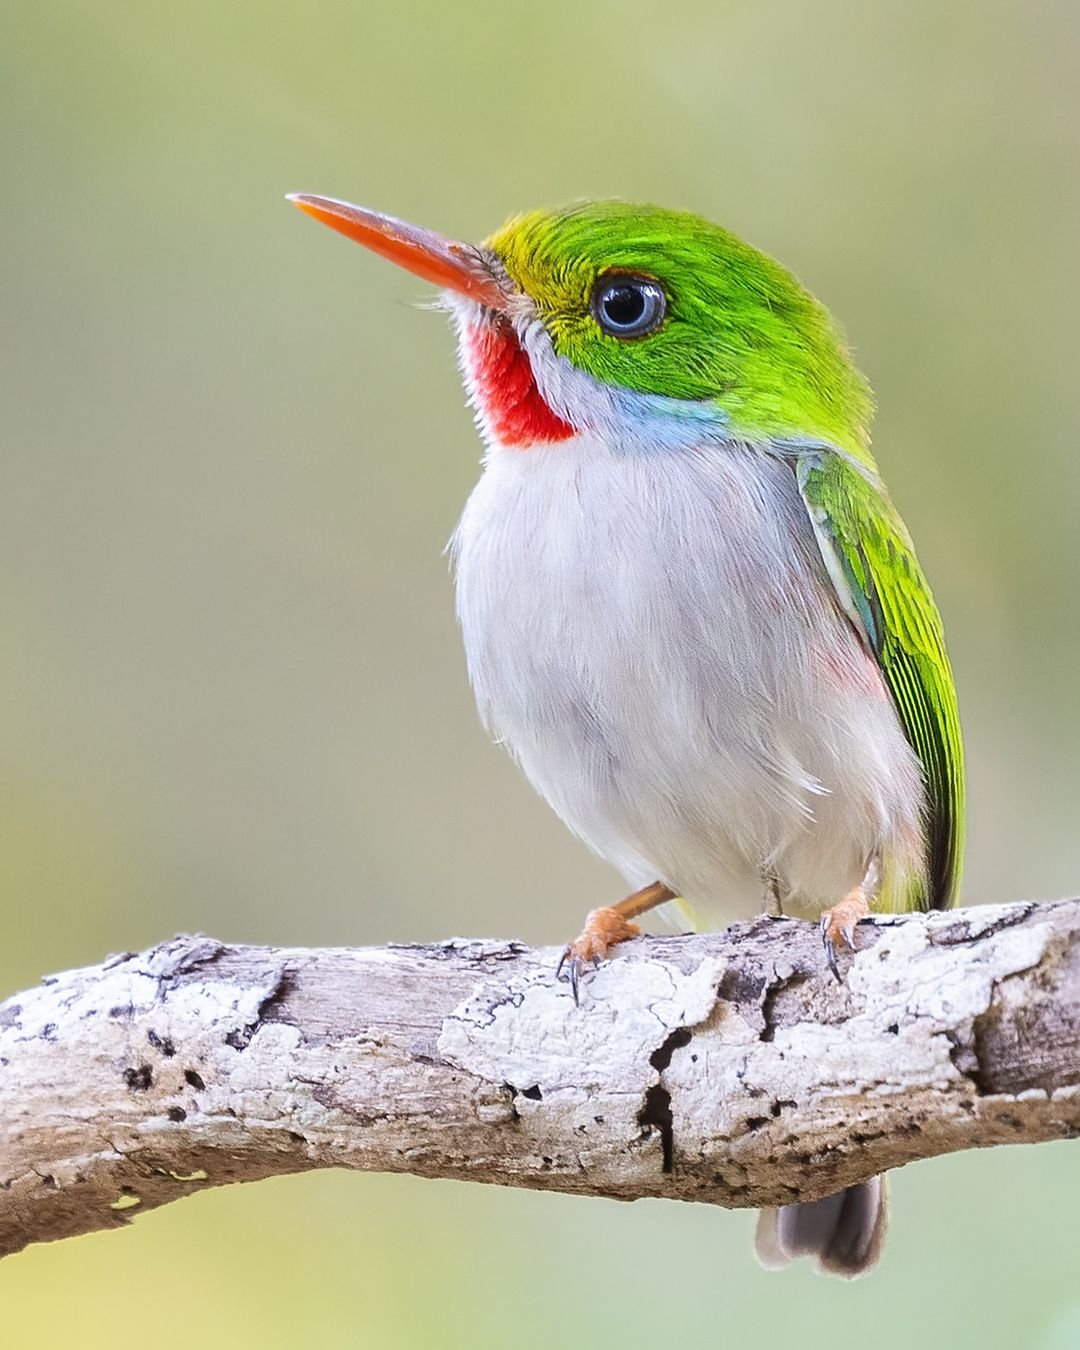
[590,274,667,338]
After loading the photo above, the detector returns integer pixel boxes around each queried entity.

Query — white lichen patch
[437,954,723,1095]
[849,917,1051,1026]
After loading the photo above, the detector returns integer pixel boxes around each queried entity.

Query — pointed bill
[287,194,506,308]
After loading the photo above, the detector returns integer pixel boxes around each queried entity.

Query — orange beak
[287,193,506,309]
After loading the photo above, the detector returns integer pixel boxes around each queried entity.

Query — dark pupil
[602,284,646,327]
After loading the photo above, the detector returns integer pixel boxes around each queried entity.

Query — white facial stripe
[444,292,730,455]
[517,318,730,453]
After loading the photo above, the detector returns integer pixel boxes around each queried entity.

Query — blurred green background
[2,0,1078,1345]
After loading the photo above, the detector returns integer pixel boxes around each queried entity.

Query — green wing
[797,450,964,912]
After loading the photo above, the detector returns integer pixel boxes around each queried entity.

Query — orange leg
[819,887,871,981]
[557,881,675,1003]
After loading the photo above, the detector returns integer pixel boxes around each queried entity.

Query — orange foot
[556,881,674,1004]
[820,888,870,981]
[557,907,641,1003]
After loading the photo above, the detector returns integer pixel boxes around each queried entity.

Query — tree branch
[3,899,1079,1258]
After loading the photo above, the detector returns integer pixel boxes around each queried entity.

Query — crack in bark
[927,904,1037,947]
[637,1027,696,1174]
[222,965,295,1051]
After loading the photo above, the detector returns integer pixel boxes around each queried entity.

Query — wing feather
[797,451,964,911]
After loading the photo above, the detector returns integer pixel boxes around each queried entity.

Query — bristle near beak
[287,194,507,309]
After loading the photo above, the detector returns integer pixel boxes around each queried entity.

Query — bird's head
[289,195,873,462]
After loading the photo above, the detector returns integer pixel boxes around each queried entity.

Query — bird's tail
[754,1176,888,1279]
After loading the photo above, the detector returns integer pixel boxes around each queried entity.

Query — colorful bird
[288,193,964,1277]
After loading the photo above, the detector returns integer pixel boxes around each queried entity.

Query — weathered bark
[2,900,1079,1259]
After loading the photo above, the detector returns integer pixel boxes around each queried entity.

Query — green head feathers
[486,201,874,461]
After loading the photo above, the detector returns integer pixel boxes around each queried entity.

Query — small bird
[288,193,964,1277]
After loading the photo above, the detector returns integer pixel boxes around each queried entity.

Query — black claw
[822,930,842,982]
[556,947,583,1004]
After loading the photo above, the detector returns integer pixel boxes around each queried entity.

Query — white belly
[451,436,924,925]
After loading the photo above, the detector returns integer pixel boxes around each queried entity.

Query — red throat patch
[464,322,576,447]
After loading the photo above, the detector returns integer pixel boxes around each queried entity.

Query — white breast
[451,434,924,925]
